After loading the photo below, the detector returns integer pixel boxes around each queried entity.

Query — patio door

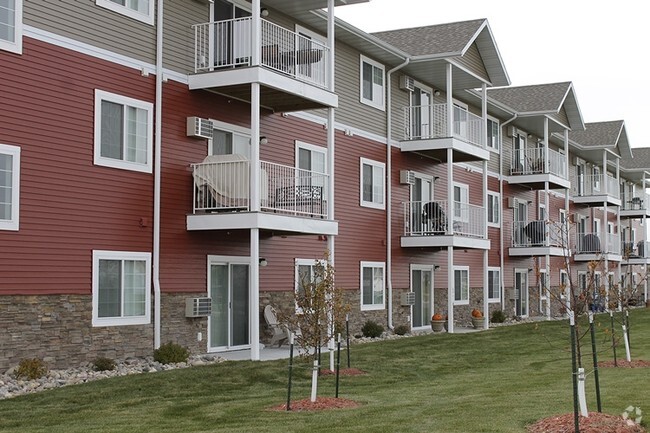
[411,85,432,139]
[513,199,527,246]
[208,257,250,351]
[412,174,433,234]
[514,269,529,317]
[411,265,434,328]
[213,0,252,67]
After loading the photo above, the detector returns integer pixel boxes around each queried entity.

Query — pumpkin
[431,313,444,321]
[471,308,483,318]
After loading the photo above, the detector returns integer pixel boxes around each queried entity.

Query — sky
[334,0,649,148]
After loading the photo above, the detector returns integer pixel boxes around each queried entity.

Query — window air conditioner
[399,170,416,185]
[399,75,415,92]
[400,292,416,306]
[185,297,212,317]
[507,197,516,208]
[186,117,214,139]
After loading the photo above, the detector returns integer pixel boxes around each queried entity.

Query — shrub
[394,324,410,336]
[92,356,116,372]
[361,320,384,338]
[154,342,190,365]
[491,310,507,323]
[15,358,48,380]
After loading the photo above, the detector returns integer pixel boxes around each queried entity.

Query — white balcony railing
[193,18,330,88]
[571,173,620,199]
[511,147,567,178]
[575,232,620,254]
[510,220,565,248]
[192,158,329,218]
[403,200,486,238]
[622,192,650,210]
[622,240,650,258]
[402,103,483,147]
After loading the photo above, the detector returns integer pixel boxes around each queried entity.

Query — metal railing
[510,220,565,248]
[575,232,620,254]
[403,200,486,238]
[193,17,330,88]
[511,147,567,178]
[622,240,650,258]
[402,103,483,147]
[571,173,620,198]
[191,158,329,218]
[621,192,649,210]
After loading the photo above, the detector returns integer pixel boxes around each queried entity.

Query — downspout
[499,114,518,307]
[386,57,410,330]
[153,0,164,349]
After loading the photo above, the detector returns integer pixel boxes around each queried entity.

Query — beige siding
[549,106,570,128]
[163,0,208,73]
[24,0,156,64]
[455,43,489,82]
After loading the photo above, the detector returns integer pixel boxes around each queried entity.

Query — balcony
[620,193,650,218]
[187,156,337,235]
[508,220,568,256]
[189,18,336,111]
[574,232,621,261]
[622,241,650,265]
[400,104,489,162]
[401,201,489,249]
[571,174,621,206]
[509,147,569,189]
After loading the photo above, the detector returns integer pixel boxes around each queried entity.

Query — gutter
[386,57,410,330]
[153,0,164,349]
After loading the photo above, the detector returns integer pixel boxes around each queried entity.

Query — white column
[447,146,454,332]
[481,84,488,328]
[250,228,260,360]
[446,64,453,137]
[249,61,261,360]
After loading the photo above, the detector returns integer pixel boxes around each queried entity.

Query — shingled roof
[567,120,631,159]
[372,19,486,57]
[621,147,650,170]
[487,82,575,114]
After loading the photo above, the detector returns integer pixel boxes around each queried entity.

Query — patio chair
[264,305,290,347]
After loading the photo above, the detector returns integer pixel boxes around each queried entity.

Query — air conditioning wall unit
[400,292,416,306]
[507,197,517,208]
[399,75,415,92]
[399,170,415,185]
[185,297,212,317]
[186,116,213,139]
[509,289,519,301]
[507,126,517,137]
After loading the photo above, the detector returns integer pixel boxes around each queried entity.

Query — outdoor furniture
[264,305,289,347]
[422,201,446,234]
[274,185,323,216]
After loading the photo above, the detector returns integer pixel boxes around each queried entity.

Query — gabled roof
[484,82,585,136]
[621,148,650,170]
[568,121,632,159]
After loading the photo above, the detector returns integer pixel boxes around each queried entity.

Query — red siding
[0,38,155,295]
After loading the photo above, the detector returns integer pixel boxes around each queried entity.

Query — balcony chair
[422,201,446,235]
[522,220,545,246]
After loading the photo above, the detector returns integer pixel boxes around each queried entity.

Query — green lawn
[1,309,648,433]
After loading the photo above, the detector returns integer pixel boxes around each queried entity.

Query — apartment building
[1,0,647,370]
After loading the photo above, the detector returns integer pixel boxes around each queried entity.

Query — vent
[185,297,212,317]
[399,75,415,92]
[186,117,213,139]
[400,292,416,306]
[399,170,416,185]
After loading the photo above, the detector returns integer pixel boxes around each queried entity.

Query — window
[592,166,601,191]
[487,118,499,151]
[295,258,324,314]
[454,266,469,304]
[360,158,385,209]
[211,120,251,157]
[0,144,20,231]
[92,250,151,326]
[296,141,327,192]
[96,0,154,25]
[360,55,385,110]
[0,0,22,54]
[94,90,153,173]
[360,262,385,310]
[487,267,500,302]
[453,182,469,222]
[487,192,500,227]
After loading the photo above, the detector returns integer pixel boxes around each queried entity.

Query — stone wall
[160,293,208,354]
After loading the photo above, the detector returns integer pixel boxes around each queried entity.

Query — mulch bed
[319,368,366,376]
[599,359,650,368]
[270,397,360,412]
[527,412,647,433]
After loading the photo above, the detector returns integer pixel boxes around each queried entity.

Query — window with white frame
[453,182,469,222]
[295,258,324,314]
[96,0,154,25]
[487,192,500,227]
[0,0,22,54]
[487,118,500,151]
[0,144,20,231]
[360,55,385,110]
[487,267,500,302]
[296,141,327,194]
[92,250,151,326]
[360,158,385,209]
[211,120,251,158]
[539,270,548,300]
[592,166,601,191]
[360,261,385,310]
[454,266,469,304]
[94,90,153,173]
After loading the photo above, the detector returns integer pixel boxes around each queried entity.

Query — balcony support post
[251,0,261,66]
[447,246,454,333]
[543,117,549,173]
[445,64,453,137]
